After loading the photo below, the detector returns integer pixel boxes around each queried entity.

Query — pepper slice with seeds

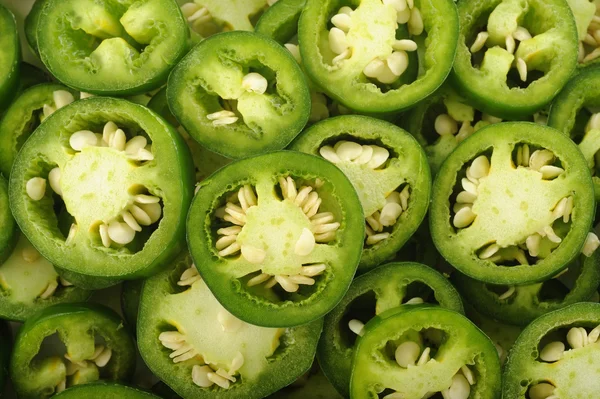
[503,302,600,398]
[137,251,322,398]
[291,115,431,271]
[0,4,20,111]
[168,31,310,159]
[566,0,600,65]
[430,122,595,285]
[453,251,600,326]
[451,0,578,119]
[9,97,194,286]
[36,0,189,95]
[350,306,501,399]
[10,303,136,399]
[54,382,161,399]
[187,151,364,327]
[318,262,464,397]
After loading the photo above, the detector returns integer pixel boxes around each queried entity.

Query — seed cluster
[53,345,113,394]
[580,5,600,63]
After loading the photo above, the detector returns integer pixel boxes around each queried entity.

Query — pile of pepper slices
[0,0,600,398]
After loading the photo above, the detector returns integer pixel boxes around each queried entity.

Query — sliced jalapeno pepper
[548,65,600,199]
[503,302,600,398]
[318,262,463,397]
[566,0,600,65]
[291,115,431,271]
[454,252,600,326]
[269,363,342,399]
[0,4,20,111]
[187,151,364,327]
[54,382,160,398]
[9,97,194,284]
[168,31,310,159]
[430,122,595,285]
[36,0,189,95]
[10,303,136,399]
[350,306,501,399]
[24,0,46,55]
[451,0,578,119]
[137,251,323,398]
[0,176,17,265]
[255,0,305,45]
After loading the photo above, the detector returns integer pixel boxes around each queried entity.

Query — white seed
[230,351,244,373]
[247,273,271,287]
[461,177,478,194]
[363,58,387,78]
[461,365,475,385]
[48,167,62,196]
[284,43,302,63]
[397,7,411,24]
[331,13,352,31]
[367,146,389,169]
[312,222,340,234]
[275,275,299,293]
[479,243,500,259]
[301,264,327,277]
[456,191,477,204]
[80,92,94,99]
[39,280,58,299]
[319,145,341,163]
[387,51,409,76]
[384,0,408,12]
[287,275,315,285]
[470,155,490,178]
[99,224,111,248]
[56,379,66,393]
[516,58,528,82]
[395,341,421,368]
[453,207,476,228]
[65,224,78,246]
[336,141,363,161]
[588,325,600,343]
[552,197,569,221]
[242,73,268,95]
[513,26,532,41]
[295,228,316,256]
[442,374,471,399]
[482,114,502,124]
[407,7,423,35]
[138,202,162,224]
[379,202,403,226]
[295,186,314,207]
[529,383,555,399]
[121,211,142,232]
[102,121,118,144]
[417,347,431,365]
[192,365,215,388]
[405,297,424,305]
[435,114,458,136]
[206,110,236,120]
[129,204,152,226]
[241,244,266,264]
[107,221,136,245]
[134,194,160,204]
[366,233,390,245]
[539,341,565,362]
[53,90,75,109]
[540,165,564,179]
[186,6,209,22]
[332,48,351,64]
[498,286,515,300]
[207,372,230,389]
[582,232,600,256]
[567,327,587,349]
[42,104,56,118]
[542,225,562,244]
[70,130,98,151]
[526,234,541,257]
[393,39,418,51]
[470,31,489,53]
[457,121,474,141]
[93,347,112,367]
[586,113,600,132]
[125,136,148,155]
[217,309,243,332]
[505,35,516,54]
[329,28,349,54]
[218,242,241,257]
[338,6,353,15]
[529,149,554,170]
[354,145,374,165]
[26,177,46,201]
[109,128,126,151]
[22,246,40,263]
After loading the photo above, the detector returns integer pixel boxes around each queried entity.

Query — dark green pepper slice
[430,122,595,285]
[187,151,364,327]
[9,97,194,284]
[36,0,189,95]
[298,0,459,114]
[268,362,342,399]
[547,65,600,199]
[168,31,310,159]
[10,303,136,399]
[54,382,160,398]
[454,252,600,326]
[0,176,17,264]
[350,306,501,399]
[121,279,143,336]
[451,0,578,119]
[503,302,600,398]
[0,4,20,111]
[318,262,463,397]
[255,0,305,45]
[137,251,323,398]
[0,83,78,176]
[291,115,431,271]
[24,0,46,55]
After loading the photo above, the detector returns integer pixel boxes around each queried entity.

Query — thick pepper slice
[318,262,463,397]
[0,4,20,111]
[291,115,431,271]
[137,251,322,398]
[187,151,364,327]
[350,306,501,399]
[0,176,16,265]
[10,303,136,399]
[298,0,459,113]
[9,97,194,286]
[503,302,600,398]
[54,382,160,398]
[430,122,595,285]
[451,0,578,119]
[35,0,189,95]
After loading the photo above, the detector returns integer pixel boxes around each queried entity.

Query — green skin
[121,279,143,336]
[36,0,189,96]
[298,0,459,114]
[137,251,323,399]
[168,31,311,159]
[0,83,79,176]
[24,0,46,55]
[0,320,11,394]
[54,382,160,398]
[451,0,578,119]
[548,65,600,199]
[10,303,136,399]
[0,4,20,111]
[503,302,600,398]
[9,97,194,283]
[430,122,595,285]
[318,262,464,397]
[350,306,501,399]
[255,0,305,44]
[290,115,431,271]
[187,151,364,327]
[0,176,17,265]
[453,252,600,326]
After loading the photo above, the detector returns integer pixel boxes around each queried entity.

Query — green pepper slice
[291,115,431,271]
[0,4,20,111]
[451,0,578,119]
[430,122,595,285]
[318,262,463,397]
[24,0,46,55]
[350,306,501,399]
[547,65,600,199]
[121,279,143,336]
[36,0,189,96]
[9,97,194,284]
[268,362,342,399]
[168,31,310,159]
[503,302,600,398]
[566,0,600,66]
[255,0,305,45]
[298,0,458,114]
[10,303,136,399]
[0,176,16,264]
[54,382,160,398]
[454,252,600,326]
[137,251,322,398]
[187,151,364,327]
